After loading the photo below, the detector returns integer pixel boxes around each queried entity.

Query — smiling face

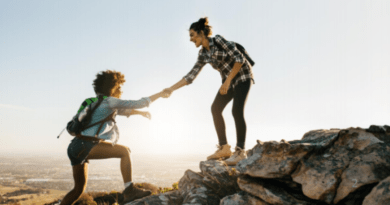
[189,29,205,48]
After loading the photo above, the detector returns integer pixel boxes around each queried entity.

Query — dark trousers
[211,80,252,149]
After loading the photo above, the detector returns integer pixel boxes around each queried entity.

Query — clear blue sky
[0,0,389,156]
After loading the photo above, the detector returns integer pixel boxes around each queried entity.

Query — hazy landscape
[0,153,204,203]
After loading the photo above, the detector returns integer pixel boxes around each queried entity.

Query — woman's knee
[117,145,131,157]
[211,102,223,116]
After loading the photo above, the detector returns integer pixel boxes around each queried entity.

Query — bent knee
[211,103,222,115]
[117,145,131,156]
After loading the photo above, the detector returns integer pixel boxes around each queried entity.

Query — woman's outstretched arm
[163,56,206,97]
[163,78,189,96]
[109,90,165,113]
[149,91,165,102]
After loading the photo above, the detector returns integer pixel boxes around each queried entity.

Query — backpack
[214,39,255,67]
[57,95,115,138]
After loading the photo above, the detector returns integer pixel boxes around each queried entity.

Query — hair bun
[198,17,208,26]
[189,17,212,37]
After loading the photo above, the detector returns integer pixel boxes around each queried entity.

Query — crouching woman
[61,70,165,205]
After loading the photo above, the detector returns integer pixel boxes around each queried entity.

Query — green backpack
[57,95,113,138]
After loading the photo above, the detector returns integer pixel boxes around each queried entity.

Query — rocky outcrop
[237,125,390,205]
[127,125,390,205]
[127,160,239,205]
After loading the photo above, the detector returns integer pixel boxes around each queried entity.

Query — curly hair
[93,70,126,98]
[189,17,212,37]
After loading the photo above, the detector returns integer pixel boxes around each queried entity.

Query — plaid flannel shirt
[184,34,254,88]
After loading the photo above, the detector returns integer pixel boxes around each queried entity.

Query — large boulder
[237,175,327,205]
[236,140,318,179]
[178,161,239,205]
[363,176,390,205]
[220,191,270,205]
[237,126,390,204]
[291,130,349,203]
[199,160,239,198]
[178,169,220,205]
[333,129,389,203]
[291,128,389,204]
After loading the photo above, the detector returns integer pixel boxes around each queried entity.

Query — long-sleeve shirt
[74,96,151,145]
[184,34,254,89]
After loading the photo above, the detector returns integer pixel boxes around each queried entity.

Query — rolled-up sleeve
[108,97,151,111]
[215,35,244,64]
[117,109,132,117]
[183,57,206,84]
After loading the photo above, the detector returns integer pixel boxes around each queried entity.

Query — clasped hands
[135,89,171,120]
[161,88,173,98]
[159,79,231,98]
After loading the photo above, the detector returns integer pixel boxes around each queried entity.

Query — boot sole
[207,155,231,161]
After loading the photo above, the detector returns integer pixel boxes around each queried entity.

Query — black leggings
[211,80,251,149]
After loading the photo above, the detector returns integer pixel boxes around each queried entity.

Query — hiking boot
[121,183,152,204]
[207,144,232,160]
[225,147,247,166]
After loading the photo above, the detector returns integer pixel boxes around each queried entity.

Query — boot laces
[214,145,223,153]
[231,147,244,158]
[133,185,145,192]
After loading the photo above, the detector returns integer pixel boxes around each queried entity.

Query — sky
[0,0,389,157]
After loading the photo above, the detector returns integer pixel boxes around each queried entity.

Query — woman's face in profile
[189,29,204,48]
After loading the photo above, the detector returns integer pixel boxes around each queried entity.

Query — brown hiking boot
[207,144,232,160]
[121,183,152,204]
[225,146,247,166]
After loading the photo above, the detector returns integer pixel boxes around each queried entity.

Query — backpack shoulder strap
[79,95,106,132]
[213,37,255,67]
[77,96,108,113]
[81,96,117,138]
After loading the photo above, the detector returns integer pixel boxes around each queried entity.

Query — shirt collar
[200,37,214,54]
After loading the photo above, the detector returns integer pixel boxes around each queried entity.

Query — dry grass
[44,182,179,205]
[0,185,67,205]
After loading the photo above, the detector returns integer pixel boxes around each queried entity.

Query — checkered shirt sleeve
[183,53,206,84]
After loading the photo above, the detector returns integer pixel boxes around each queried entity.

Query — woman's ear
[200,30,205,38]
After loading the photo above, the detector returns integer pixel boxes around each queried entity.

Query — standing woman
[163,17,254,165]
[61,70,165,205]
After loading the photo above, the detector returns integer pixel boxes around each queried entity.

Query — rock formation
[126,125,390,205]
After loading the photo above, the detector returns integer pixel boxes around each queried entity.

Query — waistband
[76,135,102,143]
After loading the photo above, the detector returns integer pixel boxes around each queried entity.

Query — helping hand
[162,88,173,98]
[219,80,231,95]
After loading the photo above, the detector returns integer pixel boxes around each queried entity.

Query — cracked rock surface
[127,125,390,205]
[363,176,390,205]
